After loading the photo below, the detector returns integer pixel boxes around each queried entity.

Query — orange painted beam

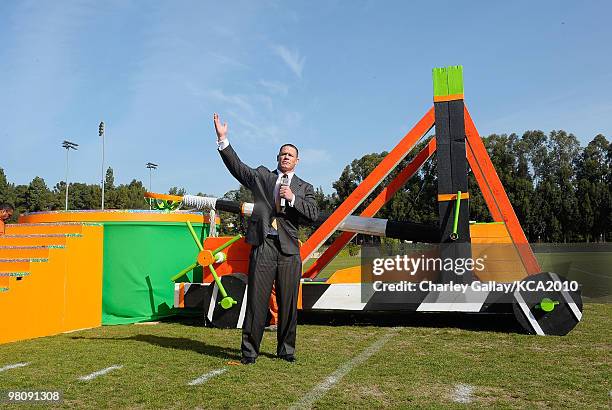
[19,210,217,225]
[433,93,464,102]
[144,192,183,202]
[300,108,435,263]
[0,247,51,259]
[0,235,68,247]
[5,223,85,235]
[0,260,31,272]
[437,192,470,201]
[464,106,540,275]
[303,138,436,278]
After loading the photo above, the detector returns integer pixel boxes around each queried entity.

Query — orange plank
[19,210,216,224]
[437,192,470,201]
[0,261,31,272]
[433,93,464,102]
[325,266,361,284]
[0,235,68,247]
[303,137,436,279]
[464,106,540,275]
[0,247,51,259]
[469,223,509,238]
[300,108,435,265]
[144,192,183,202]
[178,283,185,308]
[5,223,85,235]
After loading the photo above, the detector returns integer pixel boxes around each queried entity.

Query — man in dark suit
[213,113,319,364]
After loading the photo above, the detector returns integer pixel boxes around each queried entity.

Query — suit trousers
[241,235,302,358]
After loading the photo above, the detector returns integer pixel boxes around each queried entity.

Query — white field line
[0,362,30,373]
[187,368,227,386]
[62,327,95,334]
[78,365,123,381]
[452,384,474,403]
[290,328,399,409]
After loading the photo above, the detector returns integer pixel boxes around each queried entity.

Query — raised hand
[213,113,228,141]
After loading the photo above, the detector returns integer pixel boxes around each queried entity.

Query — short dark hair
[279,143,299,157]
[0,203,14,212]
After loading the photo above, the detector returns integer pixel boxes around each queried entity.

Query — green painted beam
[432,67,449,97]
[432,65,464,97]
[447,65,464,95]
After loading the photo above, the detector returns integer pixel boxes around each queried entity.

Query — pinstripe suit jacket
[219,144,319,255]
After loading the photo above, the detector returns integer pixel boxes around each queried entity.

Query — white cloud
[258,79,289,96]
[272,45,305,79]
[208,89,255,116]
[207,52,248,69]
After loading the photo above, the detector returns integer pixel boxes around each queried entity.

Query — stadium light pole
[99,121,105,210]
[62,140,79,211]
[146,162,158,210]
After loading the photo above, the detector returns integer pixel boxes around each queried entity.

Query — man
[0,203,14,235]
[213,113,318,364]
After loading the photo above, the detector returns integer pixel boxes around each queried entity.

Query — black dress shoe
[278,354,296,363]
[240,356,256,365]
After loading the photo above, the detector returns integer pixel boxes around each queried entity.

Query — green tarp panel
[101,222,209,325]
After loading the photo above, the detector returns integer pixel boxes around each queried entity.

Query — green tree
[103,167,118,209]
[25,177,53,212]
[218,185,254,235]
[575,134,611,242]
[169,187,187,196]
[548,130,580,242]
[66,183,101,210]
[480,133,538,239]
[0,168,15,207]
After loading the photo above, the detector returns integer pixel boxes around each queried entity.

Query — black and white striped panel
[512,272,583,336]
[174,273,249,329]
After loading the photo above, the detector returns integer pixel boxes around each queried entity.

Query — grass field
[0,304,610,408]
[1,249,610,408]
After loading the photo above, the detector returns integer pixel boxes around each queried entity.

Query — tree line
[326,131,610,243]
[1,130,610,243]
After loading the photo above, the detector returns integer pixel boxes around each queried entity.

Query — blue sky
[1,0,610,198]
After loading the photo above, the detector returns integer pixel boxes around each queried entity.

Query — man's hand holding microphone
[279,174,291,212]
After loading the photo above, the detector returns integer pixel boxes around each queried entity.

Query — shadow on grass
[298,311,524,334]
[150,310,523,334]
[70,335,276,360]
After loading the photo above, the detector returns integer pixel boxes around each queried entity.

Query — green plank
[447,65,464,95]
[433,65,464,97]
[432,67,449,97]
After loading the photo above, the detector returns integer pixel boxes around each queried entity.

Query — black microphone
[280,174,289,209]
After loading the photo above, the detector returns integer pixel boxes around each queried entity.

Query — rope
[209,209,217,237]
[182,195,217,210]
